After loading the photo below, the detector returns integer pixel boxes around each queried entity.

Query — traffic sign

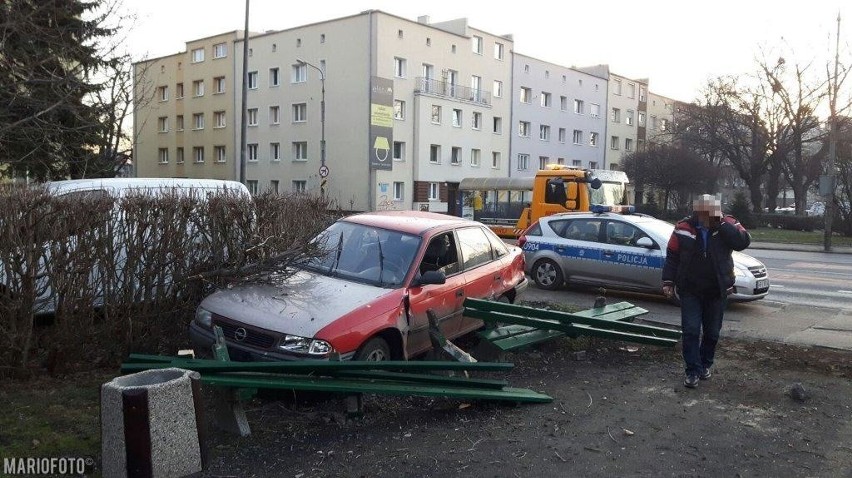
[319,165,330,178]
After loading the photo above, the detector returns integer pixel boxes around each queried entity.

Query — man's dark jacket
[661,214,751,297]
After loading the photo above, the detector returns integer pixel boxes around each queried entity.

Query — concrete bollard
[101,368,207,478]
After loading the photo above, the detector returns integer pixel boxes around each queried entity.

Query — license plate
[756,279,769,289]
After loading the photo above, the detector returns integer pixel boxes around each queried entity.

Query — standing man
[662,194,751,388]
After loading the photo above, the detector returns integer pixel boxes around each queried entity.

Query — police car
[519,205,769,302]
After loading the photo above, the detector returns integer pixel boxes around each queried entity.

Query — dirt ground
[202,337,852,478]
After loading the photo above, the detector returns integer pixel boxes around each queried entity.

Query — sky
[122,0,851,103]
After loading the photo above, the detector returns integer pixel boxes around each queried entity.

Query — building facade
[510,54,608,176]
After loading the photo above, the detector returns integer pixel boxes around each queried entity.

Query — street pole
[824,12,841,252]
[238,0,250,186]
[297,58,326,196]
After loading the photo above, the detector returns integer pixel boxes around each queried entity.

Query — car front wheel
[354,336,391,361]
[533,259,564,291]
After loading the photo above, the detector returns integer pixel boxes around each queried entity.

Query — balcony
[415,77,491,107]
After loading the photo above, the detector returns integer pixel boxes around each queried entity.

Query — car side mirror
[412,270,446,287]
[635,237,655,248]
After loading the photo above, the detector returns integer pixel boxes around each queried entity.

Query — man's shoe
[684,375,699,388]
[700,368,712,380]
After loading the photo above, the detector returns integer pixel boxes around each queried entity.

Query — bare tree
[622,144,716,212]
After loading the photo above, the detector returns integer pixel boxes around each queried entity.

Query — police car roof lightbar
[590,204,636,214]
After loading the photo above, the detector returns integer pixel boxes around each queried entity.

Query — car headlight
[733,267,746,277]
[195,307,212,328]
[279,334,334,356]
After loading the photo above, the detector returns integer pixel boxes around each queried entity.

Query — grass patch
[0,371,110,459]
[749,227,852,247]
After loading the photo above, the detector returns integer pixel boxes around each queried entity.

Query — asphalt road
[520,248,852,351]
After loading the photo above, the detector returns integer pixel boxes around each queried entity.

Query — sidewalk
[749,241,852,254]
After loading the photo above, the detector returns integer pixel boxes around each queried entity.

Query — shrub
[754,213,821,232]
[727,192,755,228]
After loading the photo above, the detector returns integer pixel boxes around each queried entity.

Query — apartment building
[646,91,676,146]
[511,54,607,176]
[134,31,243,180]
[134,11,512,213]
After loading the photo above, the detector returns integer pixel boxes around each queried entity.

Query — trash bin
[101,368,207,478]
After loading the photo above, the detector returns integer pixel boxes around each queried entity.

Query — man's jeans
[680,291,726,376]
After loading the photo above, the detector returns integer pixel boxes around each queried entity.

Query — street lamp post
[296,58,326,195]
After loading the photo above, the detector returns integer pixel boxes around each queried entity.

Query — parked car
[519,207,769,302]
[190,211,528,361]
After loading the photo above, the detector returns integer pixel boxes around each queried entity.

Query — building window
[517,153,529,171]
[520,87,532,103]
[293,103,306,122]
[394,100,405,120]
[430,144,441,163]
[270,180,279,193]
[625,138,633,151]
[393,141,405,161]
[638,112,646,126]
[452,109,462,127]
[472,112,482,130]
[320,33,326,43]
[471,148,481,167]
[494,42,504,60]
[214,111,226,128]
[451,147,462,165]
[558,128,566,143]
[247,180,258,194]
[214,146,226,163]
[247,143,258,162]
[176,83,184,98]
[660,119,669,131]
[292,180,306,193]
[247,108,258,126]
[158,148,168,164]
[589,161,598,169]
[394,57,407,78]
[650,116,658,130]
[213,76,225,94]
[628,82,636,98]
[572,159,582,167]
[613,79,622,95]
[539,125,550,141]
[269,67,280,87]
[431,105,441,124]
[557,157,565,165]
[270,142,281,161]
[590,132,599,147]
[472,35,483,54]
[540,92,552,108]
[524,64,530,74]
[191,48,204,63]
[269,106,280,124]
[428,182,439,200]
[193,80,204,97]
[626,110,634,126]
[572,129,582,145]
[493,116,502,134]
[192,113,204,130]
[247,71,258,89]
[560,96,567,111]
[213,42,227,58]
[492,151,501,169]
[393,182,404,201]
[176,115,184,131]
[296,38,301,47]
[158,86,168,102]
[157,116,168,133]
[493,80,503,98]
[470,75,481,101]
[639,86,647,102]
[398,29,404,39]
[292,64,307,83]
[176,147,184,164]
[574,99,584,114]
[539,156,549,170]
[611,108,621,123]
[193,147,204,163]
[610,136,620,150]
[518,121,530,137]
[590,103,600,117]
[293,142,308,161]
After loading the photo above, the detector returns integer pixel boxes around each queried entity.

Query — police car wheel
[533,259,564,291]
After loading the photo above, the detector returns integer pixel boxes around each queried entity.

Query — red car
[190,211,528,361]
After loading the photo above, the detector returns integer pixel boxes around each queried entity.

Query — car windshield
[303,221,421,288]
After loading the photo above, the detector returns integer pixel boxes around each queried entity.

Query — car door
[457,226,507,334]
[405,231,466,357]
[600,219,664,290]
[553,218,604,282]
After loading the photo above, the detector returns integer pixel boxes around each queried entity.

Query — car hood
[200,269,397,337]
[732,250,763,269]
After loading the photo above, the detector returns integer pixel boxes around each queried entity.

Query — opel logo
[234,327,248,342]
